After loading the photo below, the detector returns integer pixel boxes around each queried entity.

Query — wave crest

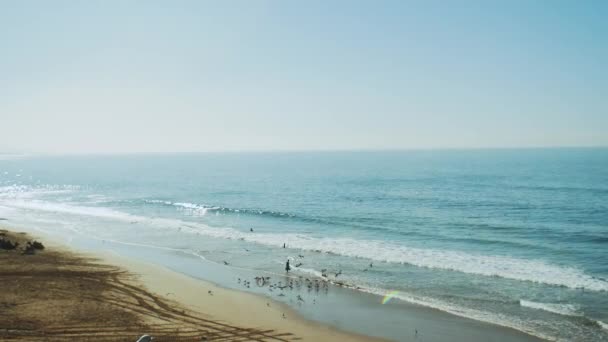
[3,197,608,292]
[519,300,582,317]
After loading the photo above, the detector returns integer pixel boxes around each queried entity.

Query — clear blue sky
[1,0,606,153]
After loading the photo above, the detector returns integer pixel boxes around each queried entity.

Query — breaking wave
[2,197,607,293]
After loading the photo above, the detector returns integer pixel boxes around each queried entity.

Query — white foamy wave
[173,202,220,216]
[520,300,582,317]
[360,287,551,341]
[238,234,608,292]
[3,198,608,292]
[145,199,219,216]
[145,199,173,205]
[598,321,608,331]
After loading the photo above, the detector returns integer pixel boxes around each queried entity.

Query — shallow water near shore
[0,149,607,341]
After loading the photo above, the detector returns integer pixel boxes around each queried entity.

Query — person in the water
[285,259,291,273]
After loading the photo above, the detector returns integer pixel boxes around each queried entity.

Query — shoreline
[0,225,382,341]
[96,248,383,342]
[98,251,546,342]
[1,222,547,342]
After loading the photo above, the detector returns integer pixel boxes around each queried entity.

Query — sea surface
[0,149,607,341]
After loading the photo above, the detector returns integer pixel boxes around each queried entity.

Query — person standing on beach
[285,259,291,273]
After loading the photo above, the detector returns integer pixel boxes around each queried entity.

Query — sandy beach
[2,1,606,340]
[0,224,547,342]
[0,227,380,341]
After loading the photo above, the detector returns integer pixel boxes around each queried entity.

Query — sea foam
[519,300,582,317]
[145,200,220,216]
[2,196,608,292]
[360,287,551,341]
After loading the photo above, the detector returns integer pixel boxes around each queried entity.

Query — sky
[0,0,606,154]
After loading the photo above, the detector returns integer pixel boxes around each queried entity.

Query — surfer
[285,259,291,273]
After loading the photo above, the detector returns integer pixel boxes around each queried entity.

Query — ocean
[0,149,606,341]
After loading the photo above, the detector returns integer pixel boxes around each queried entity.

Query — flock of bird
[237,274,331,295]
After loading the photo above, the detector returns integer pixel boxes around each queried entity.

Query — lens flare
[381,290,400,304]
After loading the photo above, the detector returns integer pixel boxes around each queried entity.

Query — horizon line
[1,145,607,157]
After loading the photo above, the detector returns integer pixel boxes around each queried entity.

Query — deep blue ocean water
[0,149,607,341]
